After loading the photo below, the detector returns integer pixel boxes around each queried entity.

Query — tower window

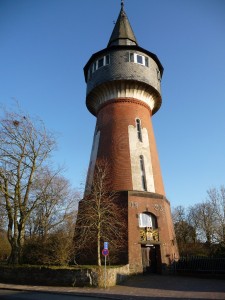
[129,52,149,67]
[88,54,110,80]
[140,155,147,191]
[92,61,97,72]
[157,68,161,81]
[130,52,134,62]
[145,57,149,67]
[136,118,142,142]
[105,54,110,65]
[98,57,104,68]
[137,55,143,64]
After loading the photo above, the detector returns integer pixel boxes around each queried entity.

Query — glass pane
[130,53,134,62]
[88,69,91,80]
[92,61,97,72]
[140,156,144,171]
[138,130,142,141]
[137,55,143,64]
[136,119,142,141]
[139,213,153,228]
[98,58,104,68]
[157,69,161,80]
[105,55,110,65]
[142,175,147,191]
[145,57,149,67]
[151,216,157,229]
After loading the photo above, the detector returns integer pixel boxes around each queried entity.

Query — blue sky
[0,0,225,208]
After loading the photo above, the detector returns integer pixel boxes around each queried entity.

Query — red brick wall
[96,98,165,195]
[85,98,179,272]
[127,192,179,272]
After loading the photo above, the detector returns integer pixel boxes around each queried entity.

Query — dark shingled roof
[84,1,164,81]
[107,1,138,47]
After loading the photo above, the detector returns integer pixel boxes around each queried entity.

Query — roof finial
[121,0,124,10]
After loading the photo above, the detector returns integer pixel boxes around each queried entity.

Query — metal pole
[104,254,106,288]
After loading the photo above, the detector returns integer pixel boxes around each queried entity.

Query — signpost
[104,242,108,250]
[102,242,109,288]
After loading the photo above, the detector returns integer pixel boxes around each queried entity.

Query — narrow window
[157,69,161,81]
[92,61,97,72]
[98,57,104,68]
[129,52,134,62]
[136,118,142,142]
[140,155,147,191]
[105,54,110,65]
[145,57,149,67]
[87,68,91,80]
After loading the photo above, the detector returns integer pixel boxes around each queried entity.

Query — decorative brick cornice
[97,97,152,115]
[128,190,170,205]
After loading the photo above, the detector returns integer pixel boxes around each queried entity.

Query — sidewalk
[1,274,225,299]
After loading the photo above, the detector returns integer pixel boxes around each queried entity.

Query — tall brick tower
[79,1,179,273]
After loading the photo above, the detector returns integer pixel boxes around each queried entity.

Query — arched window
[139,212,157,229]
[136,118,142,142]
[140,155,147,191]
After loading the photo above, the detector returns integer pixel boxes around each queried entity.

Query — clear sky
[0,0,225,208]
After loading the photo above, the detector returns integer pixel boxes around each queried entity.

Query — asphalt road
[0,290,112,300]
[1,274,225,300]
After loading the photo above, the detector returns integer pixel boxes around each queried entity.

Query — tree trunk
[206,232,211,245]
[7,221,25,264]
[8,241,20,264]
[97,222,101,266]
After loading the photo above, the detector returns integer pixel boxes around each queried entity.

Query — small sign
[102,249,109,256]
[104,242,108,249]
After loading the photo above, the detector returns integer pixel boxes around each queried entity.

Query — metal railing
[172,256,225,274]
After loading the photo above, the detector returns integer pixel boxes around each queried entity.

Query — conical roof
[107,1,138,47]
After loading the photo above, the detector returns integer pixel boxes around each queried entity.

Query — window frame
[136,118,142,142]
[156,68,161,81]
[140,155,147,191]
[129,52,149,67]
[88,54,110,80]
[139,212,157,229]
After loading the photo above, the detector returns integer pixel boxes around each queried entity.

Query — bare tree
[172,205,197,256]
[74,159,127,266]
[172,206,196,244]
[173,186,225,257]
[206,186,225,246]
[0,229,11,260]
[172,205,186,224]
[22,210,77,265]
[26,167,79,240]
[0,195,6,231]
[0,109,56,264]
[188,201,216,245]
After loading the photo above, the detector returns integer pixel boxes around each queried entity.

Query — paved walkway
[0,274,225,299]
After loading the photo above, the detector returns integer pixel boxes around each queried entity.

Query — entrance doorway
[141,245,158,273]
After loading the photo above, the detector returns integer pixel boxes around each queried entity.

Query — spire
[121,0,124,10]
[107,1,138,47]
